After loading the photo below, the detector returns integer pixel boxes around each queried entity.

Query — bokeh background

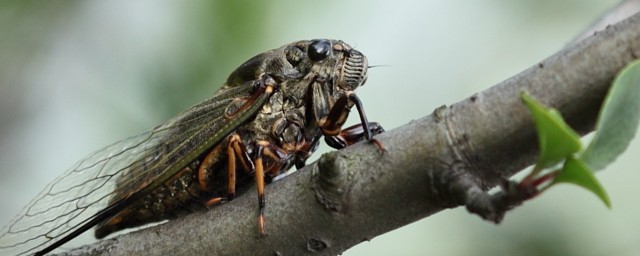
[0,1,636,255]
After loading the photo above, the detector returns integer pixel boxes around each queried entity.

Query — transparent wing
[0,83,260,256]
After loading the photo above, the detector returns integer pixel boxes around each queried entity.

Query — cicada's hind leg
[198,133,254,207]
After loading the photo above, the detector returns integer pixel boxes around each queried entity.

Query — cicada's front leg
[325,122,385,150]
[310,78,385,150]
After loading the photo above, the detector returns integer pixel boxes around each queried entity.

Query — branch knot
[312,151,352,212]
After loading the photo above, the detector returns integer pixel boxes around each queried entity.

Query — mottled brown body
[0,39,382,256]
[94,39,381,238]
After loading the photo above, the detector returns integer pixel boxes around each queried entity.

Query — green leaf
[554,156,611,208]
[522,93,582,173]
[581,60,640,171]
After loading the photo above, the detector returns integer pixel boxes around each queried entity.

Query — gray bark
[58,10,640,256]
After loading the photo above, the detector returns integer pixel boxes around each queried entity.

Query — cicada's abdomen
[94,152,254,238]
[94,160,205,238]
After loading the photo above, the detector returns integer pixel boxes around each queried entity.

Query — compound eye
[308,39,332,61]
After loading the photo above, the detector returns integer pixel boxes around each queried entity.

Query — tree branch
[58,12,640,256]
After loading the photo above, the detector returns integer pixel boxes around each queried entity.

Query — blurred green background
[1,1,637,255]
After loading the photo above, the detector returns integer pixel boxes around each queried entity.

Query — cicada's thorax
[235,70,350,181]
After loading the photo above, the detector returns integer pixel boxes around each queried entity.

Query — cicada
[0,39,384,256]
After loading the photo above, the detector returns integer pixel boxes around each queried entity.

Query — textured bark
[56,11,640,256]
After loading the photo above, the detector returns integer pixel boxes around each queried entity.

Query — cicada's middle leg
[252,140,291,235]
[197,133,290,235]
